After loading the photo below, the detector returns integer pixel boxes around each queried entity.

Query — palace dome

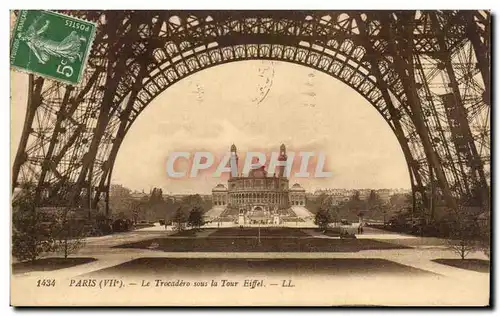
[290,183,305,192]
[212,183,228,192]
[248,166,267,178]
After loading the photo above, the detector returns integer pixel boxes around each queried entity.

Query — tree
[187,206,204,230]
[12,208,56,263]
[316,193,332,208]
[389,193,412,213]
[149,188,164,204]
[446,206,481,260]
[181,194,204,208]
[330,205,340,225]
[347,190,366,213]
[477,212,490,259]
[367,190,383,211]
[173,207,186,231]
[12,184,90,261]
[109,184,134,218]
[305,193,332,215]
[12,186,57,262]
[53,208,87,259]
[314,208,331,232]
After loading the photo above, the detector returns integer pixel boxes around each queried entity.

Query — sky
[10,60,411,194]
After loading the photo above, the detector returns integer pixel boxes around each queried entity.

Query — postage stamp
[10,10,96,85]
[9,10,491,307]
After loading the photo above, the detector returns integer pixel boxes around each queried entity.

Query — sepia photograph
[9,9,491,306]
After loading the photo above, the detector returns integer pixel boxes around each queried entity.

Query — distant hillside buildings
[310,188,411,205]
[114,185,410,206]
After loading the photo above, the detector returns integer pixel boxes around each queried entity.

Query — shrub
[12,187,57,262]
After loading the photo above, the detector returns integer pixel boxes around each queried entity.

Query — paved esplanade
[12,227,489,306]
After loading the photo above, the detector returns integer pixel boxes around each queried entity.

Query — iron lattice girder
[66,10,471,55]
[12,10,489,212]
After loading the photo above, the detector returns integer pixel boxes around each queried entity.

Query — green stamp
[10,10,96,85]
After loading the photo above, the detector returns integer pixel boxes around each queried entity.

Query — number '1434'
[37,279,56,287]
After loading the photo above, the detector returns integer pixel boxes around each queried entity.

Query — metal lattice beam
[12,10,490,216]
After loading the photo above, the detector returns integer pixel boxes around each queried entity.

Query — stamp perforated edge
[10,10,98,87]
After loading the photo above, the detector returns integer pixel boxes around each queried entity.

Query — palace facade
[211,144,306,224]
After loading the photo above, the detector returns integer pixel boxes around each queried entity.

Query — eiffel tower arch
[12,10,490,216]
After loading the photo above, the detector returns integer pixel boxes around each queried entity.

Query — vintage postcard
[10,10,491,306]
